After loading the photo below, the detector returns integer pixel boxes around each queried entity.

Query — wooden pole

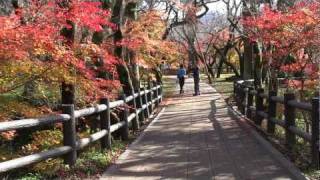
[61,83,75,104]
[242,87,248,114]
[311,97,319,168]
[62,104,77,166]
[120,94,129,141]
[246,87,254,120]
[155,83,159,107]
[267,91,277,134]
[255,88,264,126]
[137,88,145,123]
[148,81,153,113]
[284,93,296,149]
[100,98,111,150]
[131,90,140,131]
[143,87,150,118]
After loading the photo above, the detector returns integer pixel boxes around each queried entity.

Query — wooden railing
[234,80,319,168]
[0,83,163,173]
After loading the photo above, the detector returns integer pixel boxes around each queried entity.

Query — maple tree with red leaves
[0,0,183,125]
[242,1,319,92]
[0,0,120,100]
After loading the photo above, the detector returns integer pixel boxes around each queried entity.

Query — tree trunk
[253,42,263,88]
[126,2,140,91]
[112,0,134,95]
[268,68,278,92]
[239,52,244,78]
[153,68,162,84]
[216,56,224,78]
[243,37,253,80]
[204,64,213,84]
[224,60,240,77]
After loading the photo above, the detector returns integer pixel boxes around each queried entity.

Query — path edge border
[227,104,308,180]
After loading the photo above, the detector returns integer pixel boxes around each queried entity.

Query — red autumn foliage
[0,0,121,99]
[242,1,320,89]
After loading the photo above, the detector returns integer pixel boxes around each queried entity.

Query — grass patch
[202,73,235,99]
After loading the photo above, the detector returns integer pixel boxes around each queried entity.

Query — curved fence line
[0,84,163,173]
[233,80,319,168]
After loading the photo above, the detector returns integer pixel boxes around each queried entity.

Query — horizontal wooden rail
[259,93,268,99]
[288,126,312,142]
[0,83,163,173]
[0,114,71,133]
[109,100,125,108]
[74,105,107,118]
[0,146,72,173]
[249,90,257,95]
[288,100,312,111]
[269,117,285,128]
[271,96,284,104]
[257,111,268,119]
[234,80,319,168]
[77,130,108,150]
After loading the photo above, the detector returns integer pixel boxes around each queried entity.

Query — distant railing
[234,80,319,168]
[0,82,163,173]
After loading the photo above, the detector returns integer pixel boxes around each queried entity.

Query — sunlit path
[101,76,305,180]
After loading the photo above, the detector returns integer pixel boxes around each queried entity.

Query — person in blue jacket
[177,64,186,94]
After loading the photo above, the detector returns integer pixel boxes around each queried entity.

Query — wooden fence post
[62,104,77,166]
[234,82,239,108]
[100,98,111,150]
[255,88,264,126]
[159,84,163,102]
[155,83,159,107]
[120,94,129,141]
[61,83,75,104]
[148,81,153,113]
[284,93,296,149]
[137,88,145,123]
[246,87,254,120]
[311,97,319,168]
[144,87,150,118]
[242,87,249,114]
[131,90,140,131]
[267,91,277,134]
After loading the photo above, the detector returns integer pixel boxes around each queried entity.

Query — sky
[206,0,242,14]
[207,1,229,13]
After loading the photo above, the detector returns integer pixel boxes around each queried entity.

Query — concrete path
[102,76,304,180]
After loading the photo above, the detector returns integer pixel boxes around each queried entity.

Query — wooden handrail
[0,84,163,173]
[234,80,319,168]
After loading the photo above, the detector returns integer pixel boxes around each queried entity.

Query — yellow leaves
[34,47,47,56]
[122,11,184,69]
[20,130,63,174]
[22,130,63,154]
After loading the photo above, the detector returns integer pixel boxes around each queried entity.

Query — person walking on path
[177,64,186,94]
[192,64,200,96]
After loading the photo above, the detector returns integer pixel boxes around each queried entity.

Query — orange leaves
[0,0,120,99]
[242,1,320,91]
[66,1,115,31]
[121,11,182,68]
[242,2,320,55]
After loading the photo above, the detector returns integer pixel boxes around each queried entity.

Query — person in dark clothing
[192,64,200,96]
[177,64,186,94]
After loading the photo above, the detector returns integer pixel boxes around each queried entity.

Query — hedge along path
[101,76,305,180]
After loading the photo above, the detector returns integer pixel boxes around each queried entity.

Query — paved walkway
[102,77,304,180]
